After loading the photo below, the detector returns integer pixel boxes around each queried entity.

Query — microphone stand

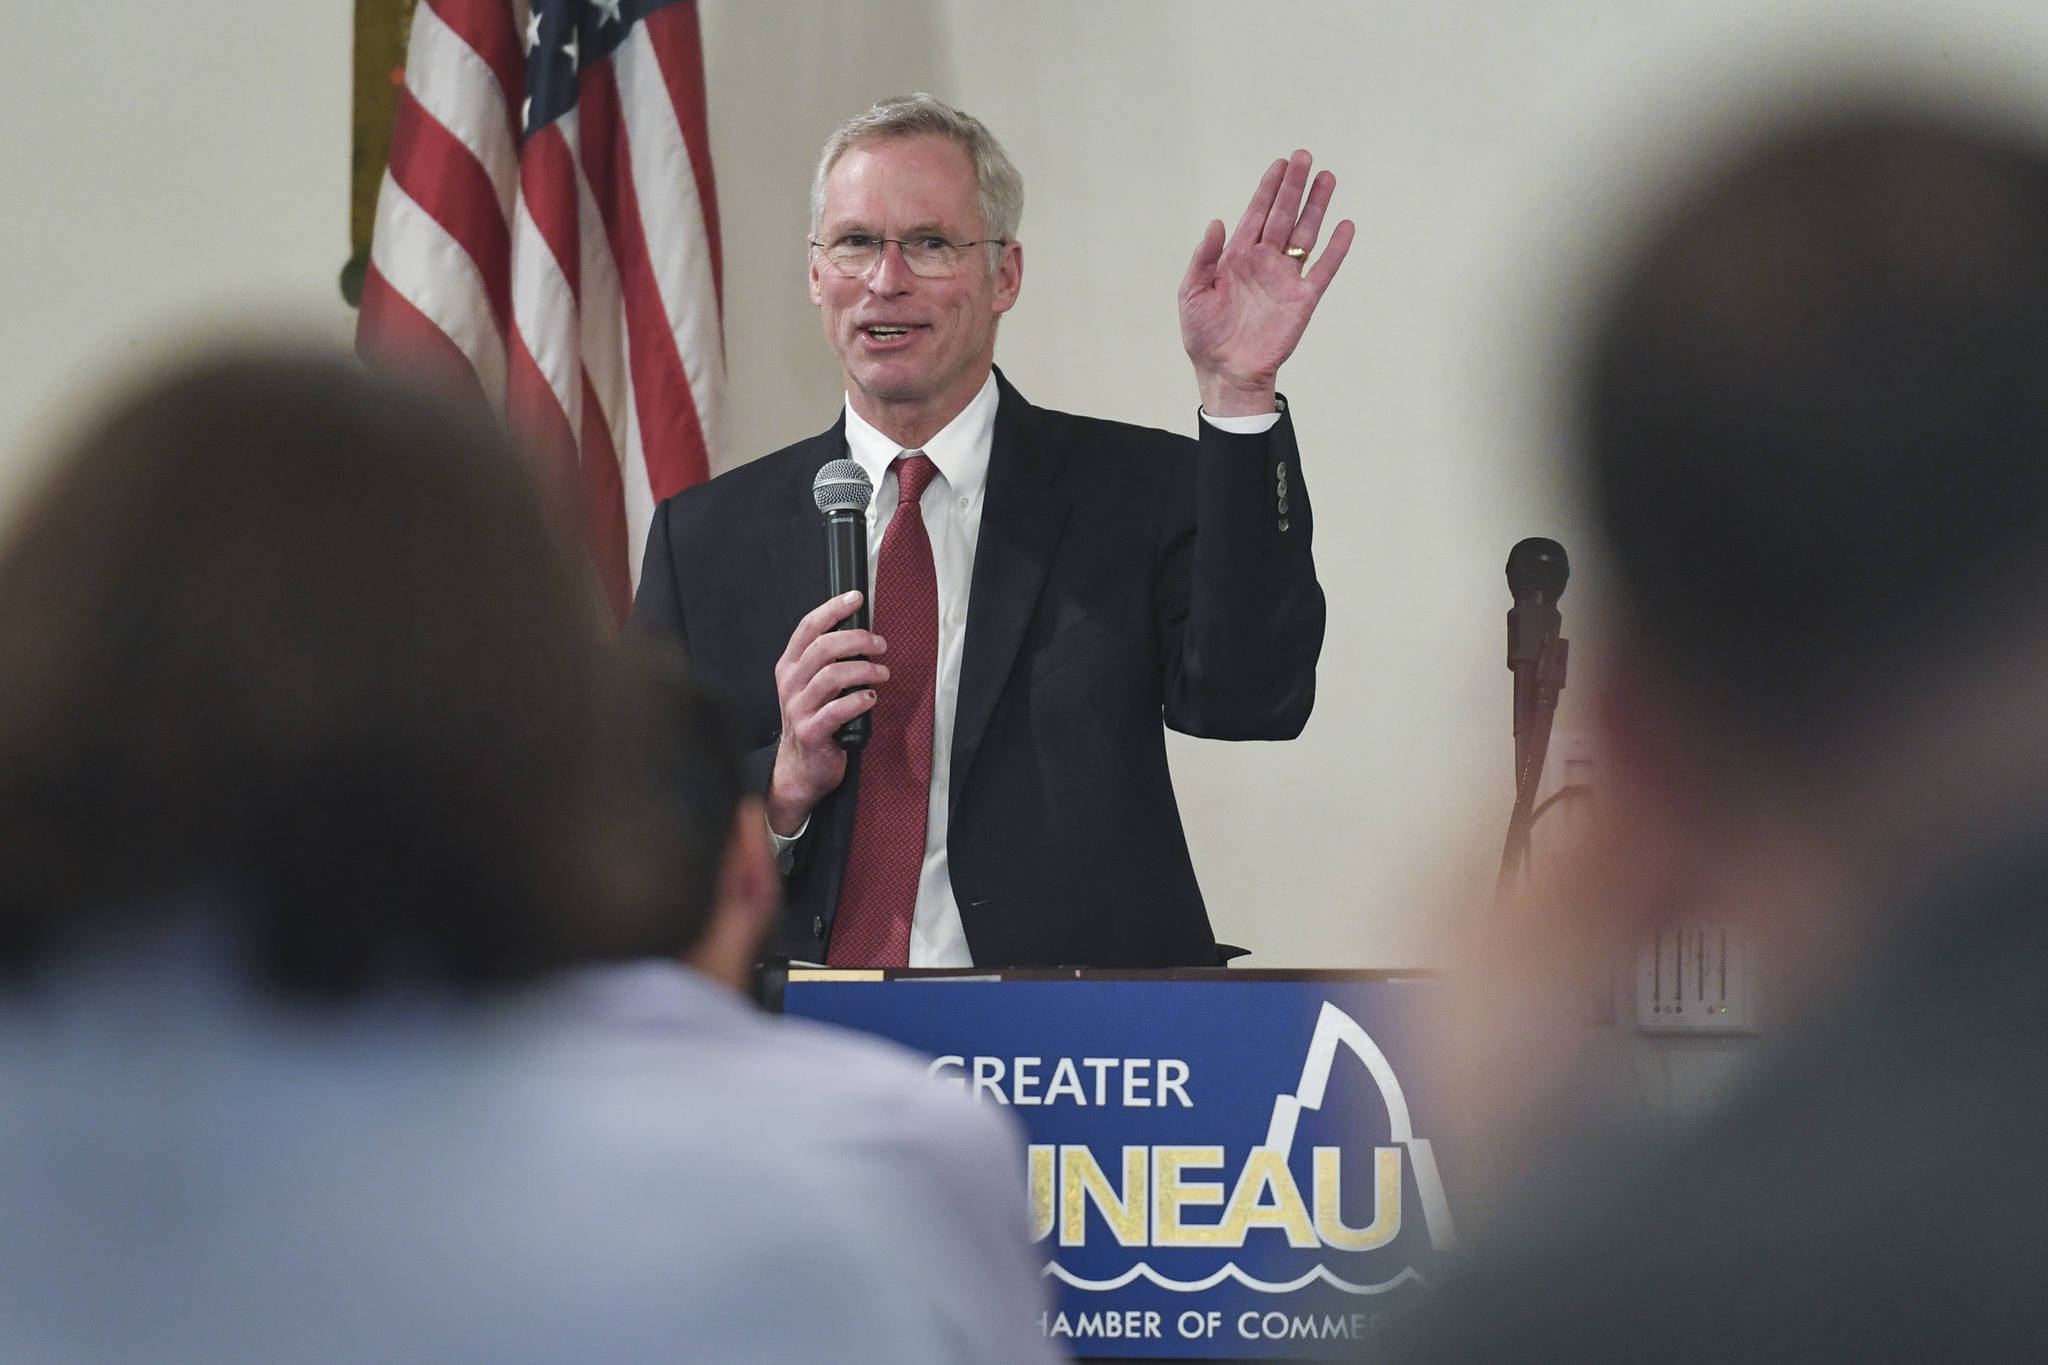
[1498,538,1571,896]
[1499,633,1568,895]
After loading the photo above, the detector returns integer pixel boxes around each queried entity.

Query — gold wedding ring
[1282,244,1309,261]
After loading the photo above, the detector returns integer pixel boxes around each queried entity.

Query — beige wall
[7,1,2048,966]
[0,5,357,500]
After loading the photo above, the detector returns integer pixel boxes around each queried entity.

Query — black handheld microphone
[1505,537,1569,685]
[813,459,874,749]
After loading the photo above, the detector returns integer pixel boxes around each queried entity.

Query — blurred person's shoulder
[1380,849,2048,1365]
[499,959,1052,1364]
[533,958,1024,1160]
[0,947,1053,1364]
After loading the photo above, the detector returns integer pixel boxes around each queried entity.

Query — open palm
[1180,150,1353,415]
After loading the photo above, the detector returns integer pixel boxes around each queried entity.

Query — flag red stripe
[577,61,712,502]
[579,374,633,623]
[506,327,583,521]
[517,121,582,303]
[419,0,523,149]
[387,91,513,335]
[643,1,723,317]
[357,262,488,404]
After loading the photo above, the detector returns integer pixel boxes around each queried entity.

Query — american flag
[358,0,725,623]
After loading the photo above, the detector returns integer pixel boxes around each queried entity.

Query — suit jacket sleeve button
[812,915,825,940]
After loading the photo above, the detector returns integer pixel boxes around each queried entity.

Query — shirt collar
[841,370,998,503]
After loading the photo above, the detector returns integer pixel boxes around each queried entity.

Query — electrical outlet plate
[1634,923,1754,1033]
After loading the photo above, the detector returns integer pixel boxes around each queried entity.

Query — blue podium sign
[783,975,1456,1360]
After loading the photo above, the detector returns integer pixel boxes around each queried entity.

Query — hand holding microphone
[760,462,891,838]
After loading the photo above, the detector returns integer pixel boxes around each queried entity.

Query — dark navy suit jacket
[631,371,1324,967]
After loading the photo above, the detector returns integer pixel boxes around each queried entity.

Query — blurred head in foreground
[1396,101,2048,1365]
[1567,103,2048,967]
[0,349,692,994]
[0,349,1058,1365]
[1591,106,2048,779]
[634,648,780,991]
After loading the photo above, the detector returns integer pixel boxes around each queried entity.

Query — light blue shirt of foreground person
[0,917,1059,1365]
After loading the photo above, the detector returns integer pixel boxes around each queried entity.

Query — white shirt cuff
[768,813,808,873]
[1199,402,1284,435]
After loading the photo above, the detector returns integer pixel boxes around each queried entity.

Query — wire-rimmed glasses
[808,233,1003,279]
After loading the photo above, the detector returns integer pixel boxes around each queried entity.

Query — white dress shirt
[836,373,997,965]
[778,371,1281,966]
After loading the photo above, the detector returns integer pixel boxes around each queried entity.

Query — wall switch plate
[1634,923,1755,1033]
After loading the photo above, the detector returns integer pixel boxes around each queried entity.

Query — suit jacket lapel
[951,372,1071,811]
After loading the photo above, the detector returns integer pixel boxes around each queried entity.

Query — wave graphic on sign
[1045,1260,1425,1296]
[1046,999,1457,1295]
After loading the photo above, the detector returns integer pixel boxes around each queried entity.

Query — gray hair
[810,93,1025,269]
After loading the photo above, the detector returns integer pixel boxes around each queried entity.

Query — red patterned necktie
[828,453,940,967]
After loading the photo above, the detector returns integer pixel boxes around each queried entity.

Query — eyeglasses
[808,234,1004,279]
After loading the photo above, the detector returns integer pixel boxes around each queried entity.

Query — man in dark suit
[1384,107,2048,1362]
[633,94,1350,968]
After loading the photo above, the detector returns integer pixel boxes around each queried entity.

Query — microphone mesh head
[1506,537,1570,596]
[813,459,873,514]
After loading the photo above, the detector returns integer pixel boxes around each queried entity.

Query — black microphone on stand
[1500,537,1570,892]
[812,459,874,750]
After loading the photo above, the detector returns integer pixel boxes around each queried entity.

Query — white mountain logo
[1041,1000,1457,1295]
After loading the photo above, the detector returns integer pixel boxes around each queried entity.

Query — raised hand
[766,592,889,836]
[1179,150,1354,416]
